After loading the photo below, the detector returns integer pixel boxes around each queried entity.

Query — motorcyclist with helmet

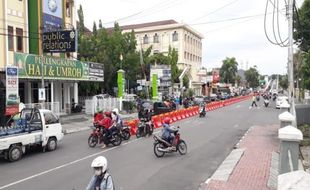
[98,112,113,149]
[111,108,123,130]
[162,117,178,150]
[86,156,114,190]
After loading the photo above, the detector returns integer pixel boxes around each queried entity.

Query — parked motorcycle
[136,118,154,138]
[71,103,82,113]
[88,125,122,148]
[153,126,187,157]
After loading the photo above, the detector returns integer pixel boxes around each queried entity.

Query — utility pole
[287,0,295,117]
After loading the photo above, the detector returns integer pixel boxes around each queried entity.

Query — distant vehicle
[0,108,64,162]
[210,94,217,101]
[193,96,204,105]
[153,102,174,115]
[203,96,211,103]
[7,94,19,105]
[276,96,288,109]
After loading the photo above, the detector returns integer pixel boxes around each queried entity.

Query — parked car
[193,96,204,105]
[153,102,174,115]
[276,96,289,109]
[210,94,218,101]
[203,96,211,103]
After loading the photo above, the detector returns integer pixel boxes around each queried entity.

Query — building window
[66,1,71,17]
[16,28,23,52]
[153,33,159,43]
[8,26,14,51]
[172,31,178,41]
[143,34,148,44]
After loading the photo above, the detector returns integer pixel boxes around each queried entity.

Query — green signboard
[117,70,125,98]
[14,53,103,81]
[152,74,158,101]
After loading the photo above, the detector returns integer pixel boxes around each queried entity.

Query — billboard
[42,0,63,31]
[150,65,171,87]
[14,53,104,82]
[43,30,77,53]
[5,66,19,115]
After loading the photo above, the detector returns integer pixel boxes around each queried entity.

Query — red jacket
[98,117,112,129]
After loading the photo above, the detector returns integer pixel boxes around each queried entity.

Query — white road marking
[204,178,211,184]
[0,132,159,190]
[236,105,241,108]
[233,124,239,128]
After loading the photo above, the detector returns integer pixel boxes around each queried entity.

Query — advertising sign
[152,74,158,100]
[14,53,104,82]
[150,65,171,87]
[43,30,77,53]
[212,69,220,83]
[42,0,63,31]
[88,62,104,81]
[5,66,19,115]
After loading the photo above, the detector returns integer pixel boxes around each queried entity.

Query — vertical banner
[117,70,125,98]
[5,66,19,115]
[152,74,158,101]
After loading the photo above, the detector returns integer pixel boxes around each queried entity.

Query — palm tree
[220,57,238,84]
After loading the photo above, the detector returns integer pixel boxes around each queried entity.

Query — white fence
[24,102,60,116]
[85,97,120,115]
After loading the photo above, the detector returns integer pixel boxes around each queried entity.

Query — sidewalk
[203,124,279,190]
[61,112,138,134]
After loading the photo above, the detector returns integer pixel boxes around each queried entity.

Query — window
[16,28,23,52]
[8,26,14,51]
[143,34,148,44]
[153,33,159,43]
[44,112,59,125]
[172,31,178,41]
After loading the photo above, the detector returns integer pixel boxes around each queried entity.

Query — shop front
[14,53,104,115]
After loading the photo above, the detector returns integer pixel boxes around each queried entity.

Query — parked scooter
[153,126,187,157]
[71,103,82,113]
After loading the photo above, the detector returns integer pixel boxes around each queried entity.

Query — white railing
[24,102,60,116]
[85,97,120,115]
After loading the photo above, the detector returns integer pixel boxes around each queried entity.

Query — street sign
[39,88,46,101]
[5,66,19,115]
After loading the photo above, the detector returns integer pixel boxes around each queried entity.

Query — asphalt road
[0,99,281,190]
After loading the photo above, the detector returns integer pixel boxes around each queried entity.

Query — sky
[75,0,305,76]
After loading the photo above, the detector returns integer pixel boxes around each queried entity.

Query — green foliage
[245,67,260,88]
[279,75,288,90]
[220,57,238,84]
[300,51,310,90]
[294,0,310,52]
[183,75,189,88]
[77,5,84,35]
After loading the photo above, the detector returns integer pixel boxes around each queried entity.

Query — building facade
[0,0,96,115]
[120,20,204,95]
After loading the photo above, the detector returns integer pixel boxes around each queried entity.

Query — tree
[92,22,97,36]
[279,75,288,90]
[220,57,238,84]
[99,19,103,29]
[300,51,310,90]
[77,5,84,35]
[245,67,260,88]
[294,0,310,52]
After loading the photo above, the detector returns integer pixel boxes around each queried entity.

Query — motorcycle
[71,103,83,113]
[199,106,206,117]
[264,99,270,107]
[153,126,187,157]
[88,125,122,148]
[116,123,131,140]
[136,118,154,138]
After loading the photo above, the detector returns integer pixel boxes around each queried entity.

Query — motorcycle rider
[111,108,123,129]
[86,156,114,190]
[162,117,177,150]
[99,112,112,149]
[199,102,206,116]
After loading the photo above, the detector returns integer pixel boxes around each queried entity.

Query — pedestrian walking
[251,94,257,107]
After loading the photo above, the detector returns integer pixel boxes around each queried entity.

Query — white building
[119,20,204,95]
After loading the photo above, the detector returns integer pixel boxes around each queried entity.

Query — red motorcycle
[153,126,187,157]
[88,124,122,148]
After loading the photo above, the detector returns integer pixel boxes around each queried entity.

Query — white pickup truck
[0,108,64,162]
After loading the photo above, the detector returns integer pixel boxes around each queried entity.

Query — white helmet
[112,108,119,115]
[91,156,108,172]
